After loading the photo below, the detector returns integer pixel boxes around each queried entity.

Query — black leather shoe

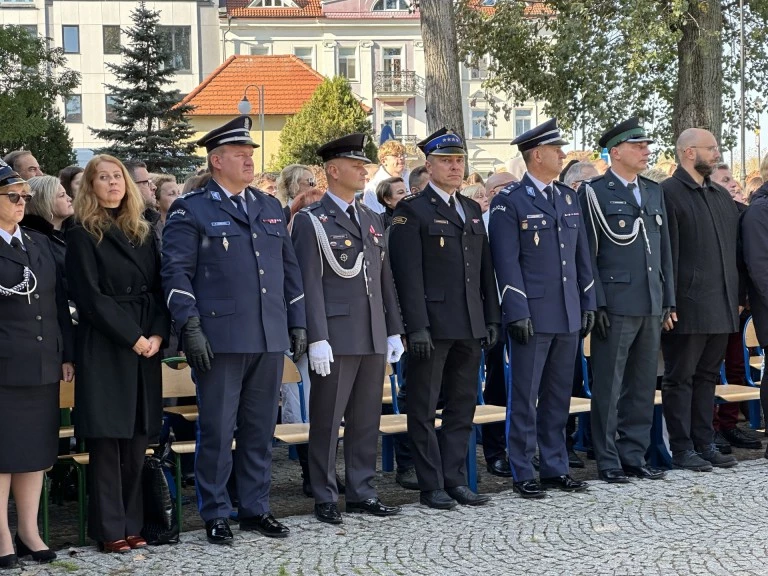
[395,468,420,490]
[346,497,401,516]
[419,489,457,510]
[622,464,666,480]
[540,475,588,492]
[445,485,491,506]
[722,427,763,449]
[314,502,343,524]
[0,554,18,569]
[713,431,733,454]
[568,448,585,469]
[513,480,546,499]
[14,534,56,563]
[205,518,234,545]
[238,513,289,538]
[486,457,513,477]
[598,468,630,483]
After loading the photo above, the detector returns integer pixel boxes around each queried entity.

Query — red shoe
[98,540,131,554]
[125,536,148,549]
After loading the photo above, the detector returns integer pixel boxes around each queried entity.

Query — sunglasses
[0,192,34,204]
[305,178,316,187]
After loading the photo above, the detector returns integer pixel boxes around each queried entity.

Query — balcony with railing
[373,71,425,98]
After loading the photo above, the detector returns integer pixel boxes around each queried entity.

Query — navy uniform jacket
[578,172,674,317]
[161,179,305,353]
[489,175,595,333]
[388,185,500,340]
[290,193,403,355]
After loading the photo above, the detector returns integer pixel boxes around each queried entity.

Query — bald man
[660,128,740,471]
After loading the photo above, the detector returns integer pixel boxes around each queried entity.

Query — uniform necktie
[543,185,555,207]
[448,195,462,221]
[627,182,641,205]
[231,194,248,219]
[346,205,360,232]
[10,237,28,265]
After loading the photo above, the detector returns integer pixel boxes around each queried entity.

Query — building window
[62,25,79,54]
[337,47,357,81]
[105,95,118,123]
[65,95,82,123]
[103,25,121,55]
[158,26,191,73]
[469,58,488,80]
[372,0,409,10]
[383,110,403,137]
[247,0,296,6]
[472,110,488,139]
[19,25,37,37]
[293,47,313,68]
[514,108,532,137]
[249,45,270,56]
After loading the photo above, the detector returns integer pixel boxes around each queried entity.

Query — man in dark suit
[489,118,595,499]
[578,117,674,483]
[660,128,740,470]
[161,116,307,544]
[291,133,404,525]
[388,128,501,510]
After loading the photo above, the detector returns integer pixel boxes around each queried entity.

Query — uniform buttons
[466,278,470,283]
[253,233,258,239]
[35,315,42,321]
[463,232,467,236]
[563,277,567,282]
[36,336,43,342]
[259,269,264,275]
[262,288,267,294]
[464,247,468,251]
[255,251,260,257]
[648,266,652,271]
[466,263,470,267]
[222,232,227,236]
[140,285,147,292]
[211,311,216,317]
[126,287,132,294]
[558,227,562,232]
[562,261,566,266]
[560,244,565,249]
[33,294,39,300]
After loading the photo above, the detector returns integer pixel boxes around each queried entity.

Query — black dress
[0,228,72,473]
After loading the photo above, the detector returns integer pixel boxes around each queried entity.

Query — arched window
[248,0,297,7]
[372,0,409,11]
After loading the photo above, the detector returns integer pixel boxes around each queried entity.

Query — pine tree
[91,1,199,175]
[271,77,376,170]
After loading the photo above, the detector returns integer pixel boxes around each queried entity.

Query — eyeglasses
[134,179,150,186]
[0,192,34,204]
[689,145,720,152]
[304,178,316,187]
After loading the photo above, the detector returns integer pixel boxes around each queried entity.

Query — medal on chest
[440,236,445,248]
[222,237,229,252]
[534,231,540,246]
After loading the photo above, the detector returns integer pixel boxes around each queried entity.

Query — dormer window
[372,0,409,11]
[247,0,297,7]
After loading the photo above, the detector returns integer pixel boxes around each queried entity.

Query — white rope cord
[306,211,366,280]
[585,183,651,255]
[0,266,38,304]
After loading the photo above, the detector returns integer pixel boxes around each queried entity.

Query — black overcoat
[741,183,768,344]
[661,166,740,334]
[66,222,170,439]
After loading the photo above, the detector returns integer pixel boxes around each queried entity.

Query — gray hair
[26,175,61,222]
[277,164,310,202]
[563,161,599,188]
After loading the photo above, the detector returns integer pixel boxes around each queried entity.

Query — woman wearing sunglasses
[0,162,74,569]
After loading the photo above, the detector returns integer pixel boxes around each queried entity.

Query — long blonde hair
[73,154,150,244]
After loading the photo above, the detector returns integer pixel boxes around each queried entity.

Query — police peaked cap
[417,128,467,157]
[511,118,569,152]
[317,133,370,163]
[197,115,259,153]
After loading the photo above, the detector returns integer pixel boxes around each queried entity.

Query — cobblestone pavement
[13,450,768,576]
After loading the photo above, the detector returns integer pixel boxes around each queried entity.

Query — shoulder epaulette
[500,182,521,196]
[402,193,420,202]
[180,188,204,199]
[300,201,322,213]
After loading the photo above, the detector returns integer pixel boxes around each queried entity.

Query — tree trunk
[419,0,466,146]
[672,0,722,143]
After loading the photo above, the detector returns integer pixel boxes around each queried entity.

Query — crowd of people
[1,113,767,565]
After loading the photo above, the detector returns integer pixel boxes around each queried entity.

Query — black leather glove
[408,329,434,360]
[661,307,672,326]
[594,308,611,340]
[289,327,308,363]
[580,311,595,338]
[508,318,534,345]
[482,323,500,350]
[181,317,214,373]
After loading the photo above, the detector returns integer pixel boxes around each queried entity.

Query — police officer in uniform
[488,119,595,499]
[388,128,500,510]
[578,117,674,483]
[291,133,405,525]
[161,116,307,544]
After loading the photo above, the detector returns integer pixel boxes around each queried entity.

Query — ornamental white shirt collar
[430,182,466,222]
[326,189,358,221]
[0,225,22,247]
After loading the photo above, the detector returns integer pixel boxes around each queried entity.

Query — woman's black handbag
[141,451,180,545]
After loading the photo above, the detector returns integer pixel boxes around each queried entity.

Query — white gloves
[309,340,334,377]
[387,335,405,364]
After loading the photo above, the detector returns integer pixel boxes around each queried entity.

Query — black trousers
[87,434,148,542]
[661,333,729,453]
[481,339,507,462]
[407,338,481,491]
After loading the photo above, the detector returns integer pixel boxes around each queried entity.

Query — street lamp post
[757,96,764,163]
[739,0,746,187]
[238,84,265,172]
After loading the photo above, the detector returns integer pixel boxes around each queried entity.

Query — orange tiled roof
[180,55,328,116]
[227,0,322,18]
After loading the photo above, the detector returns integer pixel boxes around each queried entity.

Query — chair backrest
[60,379,75,409]
[582,334,591,358]
[282,355,302,384]
[385,363,393,377]
[161,363,196,399]
[745,316,761,348]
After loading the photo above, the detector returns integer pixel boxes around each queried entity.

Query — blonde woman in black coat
[0,162,73,569]
[66,155,170,554]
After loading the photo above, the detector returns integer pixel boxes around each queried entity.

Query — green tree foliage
[0,26,79,171]
[91,1,199,175]
[271,77,376,170]
[456,0,768,151]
